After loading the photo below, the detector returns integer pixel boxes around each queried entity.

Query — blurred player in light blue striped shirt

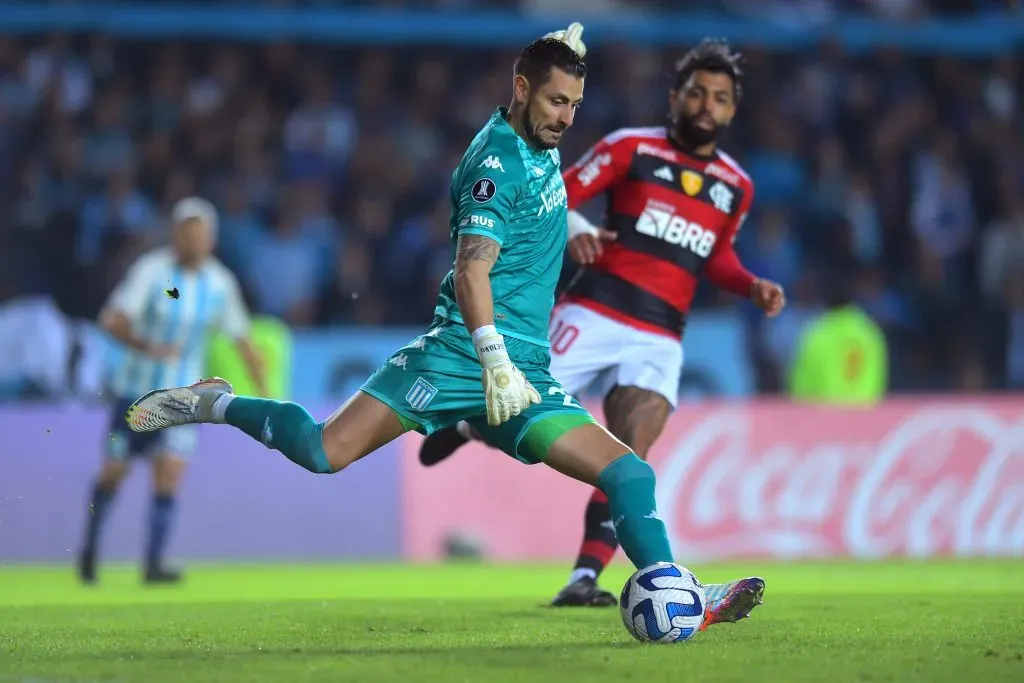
[79,197,266,584]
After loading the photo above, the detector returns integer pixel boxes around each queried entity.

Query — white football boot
[125,377,234,432]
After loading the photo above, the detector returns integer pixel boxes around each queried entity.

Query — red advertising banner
[401,399,1024,561]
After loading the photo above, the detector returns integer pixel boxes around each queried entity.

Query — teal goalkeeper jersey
[433,107,568,348]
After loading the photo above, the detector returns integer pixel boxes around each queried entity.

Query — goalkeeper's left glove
[473,325,542,427]
[543,22,586,58]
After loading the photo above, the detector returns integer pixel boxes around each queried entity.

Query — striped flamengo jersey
[559,126,756,340]
[103,247,251,399]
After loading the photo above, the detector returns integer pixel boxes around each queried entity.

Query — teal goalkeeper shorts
[359,318,596,464]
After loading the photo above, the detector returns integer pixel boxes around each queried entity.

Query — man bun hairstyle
[672,38,743,103]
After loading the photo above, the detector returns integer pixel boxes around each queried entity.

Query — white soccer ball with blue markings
[619,562,706,643]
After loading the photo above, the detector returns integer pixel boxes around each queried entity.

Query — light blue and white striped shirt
[103,247,251,398]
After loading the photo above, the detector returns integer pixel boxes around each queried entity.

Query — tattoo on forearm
[456,234,500,268]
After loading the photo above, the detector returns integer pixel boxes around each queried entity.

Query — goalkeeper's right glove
[473,325,542,426]
[543,22,586,58]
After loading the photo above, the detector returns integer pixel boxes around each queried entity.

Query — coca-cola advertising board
[401,398,1024,561]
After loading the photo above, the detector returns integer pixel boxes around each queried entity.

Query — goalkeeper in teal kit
[124,26,762,629]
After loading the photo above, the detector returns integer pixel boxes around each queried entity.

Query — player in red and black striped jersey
[560,119,758,337]
[420,40,783,621]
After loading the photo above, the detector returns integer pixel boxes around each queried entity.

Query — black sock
[82,482,116,557]
[146,494,176,570]
[572,488,619,578]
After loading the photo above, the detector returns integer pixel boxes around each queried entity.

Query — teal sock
[224,397,331,474]
[597,453,674,569]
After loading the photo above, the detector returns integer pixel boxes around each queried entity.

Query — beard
[524,103,565,150]
[672,111,724,149]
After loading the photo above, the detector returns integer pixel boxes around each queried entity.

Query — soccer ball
[619,562,706,644]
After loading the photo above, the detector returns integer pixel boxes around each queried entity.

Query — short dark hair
[514,38,586,88]
[672,38,743,103]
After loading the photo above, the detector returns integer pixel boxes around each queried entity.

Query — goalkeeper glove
[543,22,586,58]
[473,325,542,427]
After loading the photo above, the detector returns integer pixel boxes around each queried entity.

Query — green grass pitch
[1,560,1022,682]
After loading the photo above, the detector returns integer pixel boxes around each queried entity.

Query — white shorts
[548,303,683,408]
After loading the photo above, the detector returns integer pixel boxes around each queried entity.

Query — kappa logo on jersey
[469,214,495,229]
[389,353,408,370]
[709,181,734,213]
[471,178,496,203]
[578,152,612,188]
[405,377,438,412]
[654,166,673,182]
[681,170,703,196]
[479,156,505,172]
[636,201,716,257]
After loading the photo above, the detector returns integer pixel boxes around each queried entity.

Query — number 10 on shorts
[549,385,581,408]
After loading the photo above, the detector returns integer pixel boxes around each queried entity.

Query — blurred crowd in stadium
[0,3,1021,394]
[96,0,1017,17]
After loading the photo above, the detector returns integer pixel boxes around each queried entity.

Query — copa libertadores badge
[472,178,496,203]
